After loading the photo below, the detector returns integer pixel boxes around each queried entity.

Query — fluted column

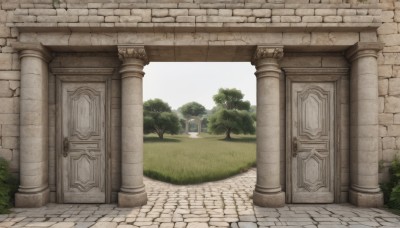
[252,46,285,207]
[12,42,51,207]
[118,45,148,207]
[346,42,383,207]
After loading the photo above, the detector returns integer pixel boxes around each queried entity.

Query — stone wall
[0,0,399,187]
[0,1,20,174]
[377,0,400,181]
[4,0,381,32]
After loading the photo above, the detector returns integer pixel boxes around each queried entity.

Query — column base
[15,188,49,208]
[118,191,147,207]
[349,189,383,208]
[253,190,285,208]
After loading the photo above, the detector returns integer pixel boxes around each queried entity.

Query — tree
[213,88,251,110]
[208,88,255,140]
[180,102,207,117]
[143,99,180,139]
[179,102,206,134]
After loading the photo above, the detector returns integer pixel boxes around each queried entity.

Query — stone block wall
[0,3,20,173]
[4,0,382,31]
[377,0,400,181]
[0,0,399,186]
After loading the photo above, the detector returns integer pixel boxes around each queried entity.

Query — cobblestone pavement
[1,169,400,228]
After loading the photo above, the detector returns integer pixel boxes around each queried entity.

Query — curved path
[188,132,200,138]
[1,169,400,227]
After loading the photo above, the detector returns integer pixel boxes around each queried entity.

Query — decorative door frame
[53,68,113,203]
[284,68,348,204]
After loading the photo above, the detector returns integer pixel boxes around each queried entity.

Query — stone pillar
[346,42,384,207]
[118,45,148,207]
[12,42,51,207]
[252,46,285,207]
[197,118,201,134]
[185,119,189,134]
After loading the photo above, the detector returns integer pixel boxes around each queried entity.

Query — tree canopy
[208,88,255,139]
[179,102,207,118]
[143,99,180,140]
[213,88,251,111]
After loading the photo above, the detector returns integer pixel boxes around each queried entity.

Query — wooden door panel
[292,82,335,203]
[62,83,106,203]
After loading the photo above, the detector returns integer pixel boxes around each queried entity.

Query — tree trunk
[225,128,231,140]
[157,131,164,140]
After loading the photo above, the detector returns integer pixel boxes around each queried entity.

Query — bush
[0,158,18,214]
[381,155,400,209]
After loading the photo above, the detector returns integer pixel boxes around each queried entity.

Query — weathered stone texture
[378,0,400,171]
[0,0,399,206]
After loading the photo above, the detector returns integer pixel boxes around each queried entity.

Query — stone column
[118,45,148,207]
[197,118,201,134]
[346,42,384,207]
[12,42,51,207]
[185,119,189,134]
[251,46,285,207]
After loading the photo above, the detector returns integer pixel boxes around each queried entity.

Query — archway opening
[142,62,257,185]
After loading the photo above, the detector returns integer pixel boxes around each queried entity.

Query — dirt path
[188,132,199,138]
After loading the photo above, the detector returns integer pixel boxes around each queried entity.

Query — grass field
[144,133,256,184]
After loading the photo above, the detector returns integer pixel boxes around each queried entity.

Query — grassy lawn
[144,133,256,184]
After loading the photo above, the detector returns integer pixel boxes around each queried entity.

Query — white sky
[143,62,256,110]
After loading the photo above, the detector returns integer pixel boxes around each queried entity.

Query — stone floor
[1,169,400,228]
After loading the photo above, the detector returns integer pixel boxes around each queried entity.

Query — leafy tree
[208,88,255,140]
[250,105,257,121]
[179,102,206,134]
[179,102,206,118]
[144,99,180,140]
[213,88,251,110]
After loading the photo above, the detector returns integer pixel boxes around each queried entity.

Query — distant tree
[201,118,208,133]
[180,102,207,117]
[208,88,255,140]
[213,88,251,110]
[179,102,206,134]
[250,105,257,121]
[144,99,180,140]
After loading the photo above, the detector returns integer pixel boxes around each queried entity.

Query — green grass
[144,133,256,184]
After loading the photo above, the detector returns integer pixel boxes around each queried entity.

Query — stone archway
[185,116,202,134]
[12,41,384,208]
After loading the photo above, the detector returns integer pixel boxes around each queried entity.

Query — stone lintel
[252,45,284,65]
[13,23,383,34]
[118,45,149,65]
[11,42,52,62]
[51,68,115,75]
[345,42,384,62]
[283,68,349,75]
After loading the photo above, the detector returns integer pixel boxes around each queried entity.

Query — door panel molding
[54,68,113,203]
[284,67,348,204]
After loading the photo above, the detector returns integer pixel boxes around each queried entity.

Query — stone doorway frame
[52,68,114,204]
[11,40,384,208]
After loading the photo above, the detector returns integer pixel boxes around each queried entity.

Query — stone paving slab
[1,169,400,227]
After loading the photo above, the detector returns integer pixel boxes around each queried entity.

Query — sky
[143,62,256,110]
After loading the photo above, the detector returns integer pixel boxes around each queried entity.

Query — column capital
[12,42,52,63]
[252,45,284,65]
[346,42,384,62]
[118,45,149,65]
